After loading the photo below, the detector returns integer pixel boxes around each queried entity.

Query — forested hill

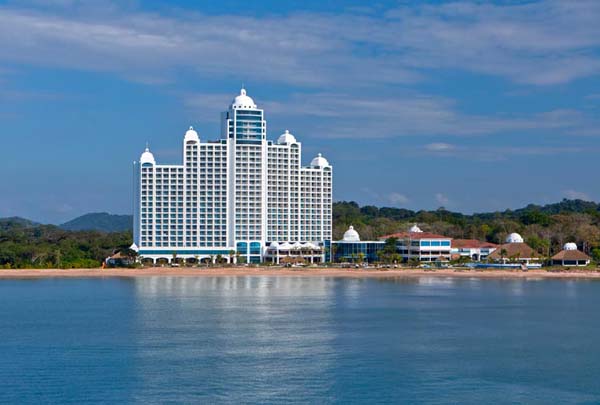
[0,217,38,231]
[1,198,600,268]
[8,199,596,236]
[333,199,600,256]
[334,199,600,227]
[60,213,132,232]
[0,218,132,268]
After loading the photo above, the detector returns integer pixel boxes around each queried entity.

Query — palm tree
[330,244,337,263]
[357,252,365,264]
[499,248,508,264]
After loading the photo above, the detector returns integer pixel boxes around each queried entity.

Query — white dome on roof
[231,88,257,109]
[506,233,524,243]
[410,224,423,233]
[564,242,578,251]
[140,147,155,165]
[184,126,199,143]
[311,153,330,168]
[343,225,360,242]
[278,130,297,145]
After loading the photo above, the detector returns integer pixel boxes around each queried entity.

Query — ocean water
[1,276,599,404]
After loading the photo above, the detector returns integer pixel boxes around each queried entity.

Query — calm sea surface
[1,276,599,404]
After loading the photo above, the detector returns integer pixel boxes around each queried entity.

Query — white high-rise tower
[133,88,332,264]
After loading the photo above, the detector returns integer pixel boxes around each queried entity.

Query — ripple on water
[0,276,599,403]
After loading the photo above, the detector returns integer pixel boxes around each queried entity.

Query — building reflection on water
[130,276,355,401]
[111,275,594,402]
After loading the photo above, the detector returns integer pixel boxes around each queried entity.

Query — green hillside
[1,198,600,268]
[0,221,132,269]
[60,213,133,232]
[333,199,600,259]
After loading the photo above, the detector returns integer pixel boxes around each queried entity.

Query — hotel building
[332,225,452,263]
[132,89,332,264]
[451,239,498,261]
[380,225,452,262]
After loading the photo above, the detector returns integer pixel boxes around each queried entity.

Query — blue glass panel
[250,242,261,254]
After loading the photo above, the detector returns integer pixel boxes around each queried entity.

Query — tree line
[0,218,132,269]
[333,199,600,261]
[2,198,600,268]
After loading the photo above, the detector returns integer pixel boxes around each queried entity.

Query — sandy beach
[2,266,600,279]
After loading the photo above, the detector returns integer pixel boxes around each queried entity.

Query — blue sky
[1,0,600,223]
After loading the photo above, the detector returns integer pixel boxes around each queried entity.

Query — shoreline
[2,267,600,279]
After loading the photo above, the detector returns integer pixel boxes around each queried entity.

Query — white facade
[133,89,332,264]
[452,245,497,261]
[381,226,453,262]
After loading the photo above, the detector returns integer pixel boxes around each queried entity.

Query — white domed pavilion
[505,233,524,243]
[342,225,360,242]
[488,232,540,266]
[552,242,591,267]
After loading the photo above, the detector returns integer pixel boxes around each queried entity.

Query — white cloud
[1,0,600,88]
[419,144,590,162]
[424,143,456,152]
[183,93,234,121]
[385,0,600,85]
[564,190,591,201]
[0,1,599,145]
[388,192,409,205]
[251,92,600,139]
[435,193,450,206]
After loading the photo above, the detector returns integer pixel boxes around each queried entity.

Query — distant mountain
[512,199,600,216]
[0,216,38,231]
[60,213,132,233]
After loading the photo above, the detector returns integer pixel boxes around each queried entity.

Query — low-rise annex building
[551,243,591,267]
[487,233,541,265]
[379,225,452,262]
[263,241,324,264]
[332,225,453,263]
[452,239,498,261]
[331,226,384,263]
